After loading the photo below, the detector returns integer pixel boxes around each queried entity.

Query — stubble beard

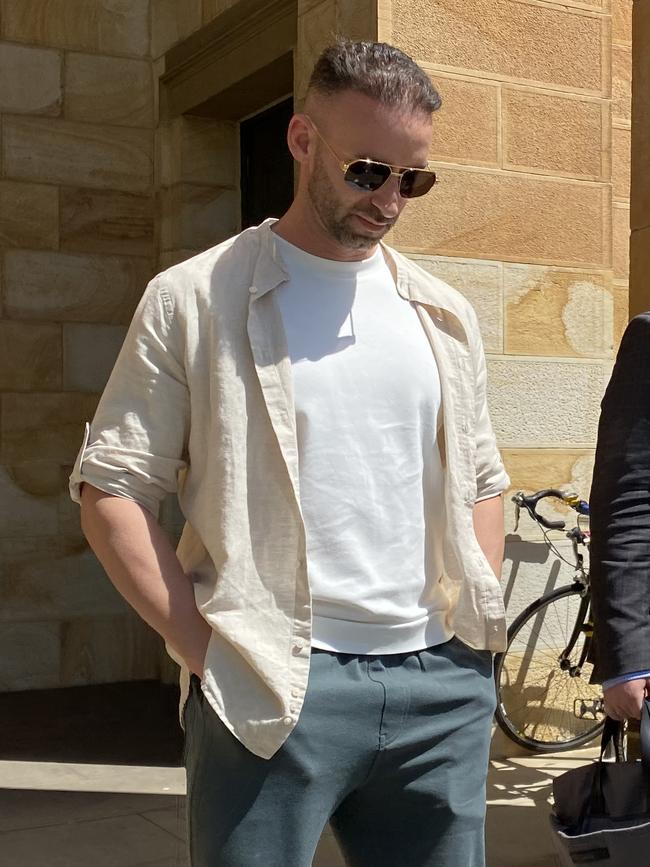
[307,164,394,253]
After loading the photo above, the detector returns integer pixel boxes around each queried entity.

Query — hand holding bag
[549,699,650,865]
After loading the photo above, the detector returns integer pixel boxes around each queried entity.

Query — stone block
[151,0,202,58]
[407,254,502,352]
[0,42,61,115]
[0,537,128,622]
[296,0,338,103]
[612,124,631,200]
[4,250,152,324]
[390,168,608,268]
[1,394,99,465]
[202,0,239,24]
[612,44,632,121]
[501,448,595,541]
[630,225,650,317]
[3,117,153,193]
[0,180,58,248]
[158,117,238,187]
[613,203,630,279]
[504,265,613,358]
[334,0,379,41]
[502,89,605,180]
[486,358,606,446]
[0,322,62,391]
[0,0,149,56]
[60,615,163,685]
[428,74,498,166]
[0,621,61,691]
[64,53,153,128]
[63,324,127,393]
[60,188,154,257]
[611,281,629,348]
[160,184,239,251]
[630,8,650,231]
[0,466,59,537]
[158,249,198,270]
[9,462,63,498]
[391,0,605,93]
[613,0,633,44]
[502,538,584,621]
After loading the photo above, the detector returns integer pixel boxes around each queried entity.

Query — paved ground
[0,734,597,866]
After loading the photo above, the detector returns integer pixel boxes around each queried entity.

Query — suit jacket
[589,313,650,682]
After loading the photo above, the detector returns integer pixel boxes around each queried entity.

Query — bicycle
[494,488,606,752]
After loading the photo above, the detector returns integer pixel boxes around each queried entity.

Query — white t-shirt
[273,233,452,654]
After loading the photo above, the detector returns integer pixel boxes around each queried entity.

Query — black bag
[549,699,650,865]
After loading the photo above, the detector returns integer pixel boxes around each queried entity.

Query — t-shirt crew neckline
[271,229,384,276]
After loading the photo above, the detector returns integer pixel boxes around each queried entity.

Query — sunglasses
[309,121,437,199]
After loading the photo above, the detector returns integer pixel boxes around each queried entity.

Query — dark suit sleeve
[589,313,650,682]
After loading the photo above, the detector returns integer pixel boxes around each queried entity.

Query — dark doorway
[240,97,294,229]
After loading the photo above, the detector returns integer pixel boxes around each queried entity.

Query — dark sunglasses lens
[400,169,437,199]
[345,160,391,191]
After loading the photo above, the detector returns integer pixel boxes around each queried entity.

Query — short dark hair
[308,40,441,114]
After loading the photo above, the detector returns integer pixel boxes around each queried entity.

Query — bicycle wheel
[495,584,605,752]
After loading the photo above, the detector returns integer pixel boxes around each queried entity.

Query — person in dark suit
[589,312,650,722]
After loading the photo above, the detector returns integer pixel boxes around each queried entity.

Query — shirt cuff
[602,670,650,691]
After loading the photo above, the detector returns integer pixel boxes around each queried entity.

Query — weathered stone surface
[612,44,632,121]
[158,249,198,270]
[501,448,595,541]
[1,394,99,465]
[3,117,153,193]
[9,462,62,498]
[630,226,650,317]
[0,180,58,248]
[0,41,61,115]
[65,53,153,128]
[4,250,152,323]
[201,0,240,24]
[0,621,61,691]
[428,74,498,166]
[611,281,629,348]
[0,322,61,391]
[503,89,604,179]
[160,184,239,251]
[63,324,127,393]
[613,0,633,44]
[613,203,630,279]
[151,0,202,58]
[407,254,502,352]
[158,117,238,187]
[0,537,127,621]
[0,0,149,56]
[391,0,605,92]
[390,168,608,267]
[612,124,631,200]
[630,3,650,232]
[60,615,163,685]
[0,466,59,538]
[295,0,338,103]
[487,359,606,446]
[60,188,154,257]
[504,265,613,358]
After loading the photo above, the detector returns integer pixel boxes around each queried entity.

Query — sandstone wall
[384,0,632,611]
[630,0,650,313]
[0,1,163,690]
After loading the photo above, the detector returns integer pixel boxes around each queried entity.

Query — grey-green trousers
[184,636,496,867]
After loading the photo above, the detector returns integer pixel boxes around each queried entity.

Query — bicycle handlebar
[512,488,590,532]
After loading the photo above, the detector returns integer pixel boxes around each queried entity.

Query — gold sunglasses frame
[306,118,437,197]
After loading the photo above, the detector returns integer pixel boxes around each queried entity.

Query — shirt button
[291,687,300,698]
[290,704,299,714]
[282,716,293,726]
[249,286,257,294]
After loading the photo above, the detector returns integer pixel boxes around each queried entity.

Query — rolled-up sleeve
[467,305,509,501]
[69,275,190,518]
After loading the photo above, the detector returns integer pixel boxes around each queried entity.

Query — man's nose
[368,175,402,217]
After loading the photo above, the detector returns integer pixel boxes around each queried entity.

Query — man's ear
[287,114,313,165]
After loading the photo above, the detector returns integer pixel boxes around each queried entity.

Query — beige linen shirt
[70,219,509,759]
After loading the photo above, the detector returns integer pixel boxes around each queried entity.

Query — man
[589,313,650,724]
[71,41,509,867]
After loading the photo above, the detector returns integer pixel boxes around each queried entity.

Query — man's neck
[272,204,378,263]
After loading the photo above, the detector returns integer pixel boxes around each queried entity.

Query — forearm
[80,484,210,675]
[473,494,505,579]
